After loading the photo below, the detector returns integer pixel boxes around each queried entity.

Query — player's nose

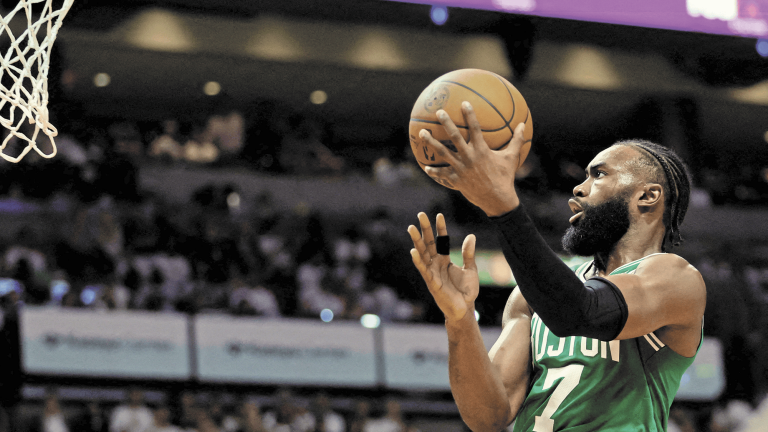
[573,180,589,197]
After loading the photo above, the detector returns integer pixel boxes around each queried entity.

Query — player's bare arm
[408,215,532,432]
[606,253,706,356]
[419,101,705,353]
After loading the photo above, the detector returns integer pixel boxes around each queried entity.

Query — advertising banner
[195,315,377,386]
[676,337,726,400]
[382,324,501,390]
[22,307,190,379]
[386,1,767,38]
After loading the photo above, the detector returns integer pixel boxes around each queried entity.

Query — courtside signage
[382,324,501,390]
[675,337,726,400]
[195,315,377,386]
[21,307,189,379]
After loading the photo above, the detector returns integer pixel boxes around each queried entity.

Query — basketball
[408,69,533,188]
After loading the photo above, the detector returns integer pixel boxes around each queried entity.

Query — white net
[0,0,74,163]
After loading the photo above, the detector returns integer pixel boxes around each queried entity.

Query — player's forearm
[489,205,591,335]
[445,311,514,432]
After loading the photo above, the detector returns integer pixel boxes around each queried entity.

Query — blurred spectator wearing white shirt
[364,400,405,432]
[229,276,281,318]
[41,393,69,432]
[109,389,153,432]
[308,393,345,432]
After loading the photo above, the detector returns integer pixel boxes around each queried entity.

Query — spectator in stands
[95,209,124,260]
[230,400,266,432]
[94,275,130,310]
[278,116,343,176]
[734,394,768,432]
[172,391,197,430]
[348,401,372,432]
[709,399,753,432]
[262,389,313,432]
[149,120,183,162]
[364,400,405,432]
[55,207,115,281]
[108,121,144,158]
[73,402,107,432]
[183,125,219,164]
[229,275,281,318]
[4,228,47,274]
[133,268,167,312]
[297,252,345,317]
[147,406,181,432]
[39,391,69,432]
[206,110,244,161]
[308,393,345,432]
[60,289,82,308]
[109,388,153,432]
[194,410,221,432]
[54,133,89,167]
[667,407,696,432]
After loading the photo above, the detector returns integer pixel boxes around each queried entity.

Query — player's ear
[637,183,663,211]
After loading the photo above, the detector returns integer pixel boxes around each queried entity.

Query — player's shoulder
[638,253,702,276]
[636,253,706,295]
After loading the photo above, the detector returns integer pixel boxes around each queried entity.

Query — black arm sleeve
[489,205,628,340]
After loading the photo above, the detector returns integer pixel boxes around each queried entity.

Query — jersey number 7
[533,364,584,432]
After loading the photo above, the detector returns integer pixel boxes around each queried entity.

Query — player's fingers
[461,234,477,271]
[435,110,471,158]
[419,129,460,167]
[407,224,430,260]
[423,166,460,190]
[461,102,487,150]
[417,212,437,257]
[436,213,448,236]
[500,122,526,157]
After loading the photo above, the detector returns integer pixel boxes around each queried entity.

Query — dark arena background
[0,0,766,431]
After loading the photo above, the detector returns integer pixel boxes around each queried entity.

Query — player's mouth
[568,198,584,224]
[569,212,584,224]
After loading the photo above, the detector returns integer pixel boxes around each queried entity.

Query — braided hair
[613,140,692,252]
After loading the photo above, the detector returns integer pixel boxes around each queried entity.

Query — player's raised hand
[408,212,479,323]
[419,102,526,216]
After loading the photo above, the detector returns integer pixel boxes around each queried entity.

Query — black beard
[561,194,631,260]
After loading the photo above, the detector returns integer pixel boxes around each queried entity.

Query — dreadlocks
[613,140,692,252]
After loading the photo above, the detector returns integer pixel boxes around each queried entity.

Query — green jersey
[512,254,701,432]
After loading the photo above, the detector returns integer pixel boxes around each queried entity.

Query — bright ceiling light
[93,73,110,87]
[310,90,327,104]
[430,6,448,25]
[203,81,221,96]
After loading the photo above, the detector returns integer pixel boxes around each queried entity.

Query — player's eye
[596,171,607,178]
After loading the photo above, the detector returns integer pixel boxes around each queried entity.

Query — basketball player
[408,102,705,431]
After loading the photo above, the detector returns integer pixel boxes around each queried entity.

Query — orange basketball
[409,69,533,189]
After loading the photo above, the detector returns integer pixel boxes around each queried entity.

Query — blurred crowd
[26,387,425,432]
[20,385,768,432]
[0,188,426,323]
[0,104,766,432]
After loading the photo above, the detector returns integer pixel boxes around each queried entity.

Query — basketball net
[0,0,74,163]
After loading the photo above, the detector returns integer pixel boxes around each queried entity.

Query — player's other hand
[419,102,526,217]
[408,212,479,323]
